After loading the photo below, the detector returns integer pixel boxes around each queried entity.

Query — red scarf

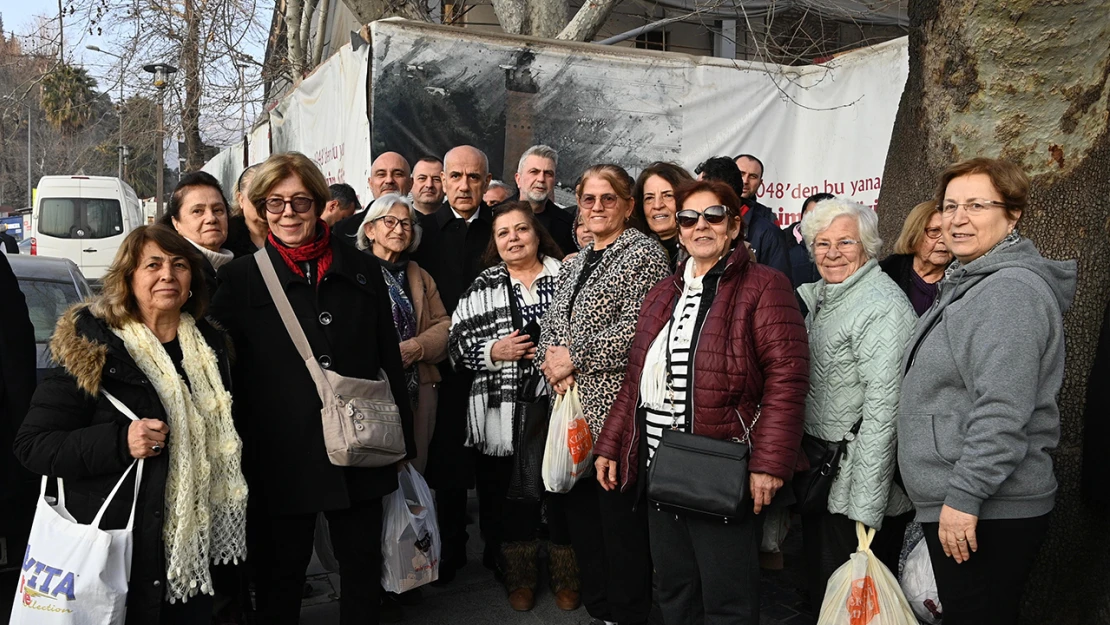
[268,220,334,281]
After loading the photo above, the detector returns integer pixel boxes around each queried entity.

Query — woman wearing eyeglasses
[535,164,669,625]
[594,179,809,623]
[356,193,449,475]
[209,152,415,625]
[795,197,917,608]
[898,159,1074,625]
[879,200,952,316]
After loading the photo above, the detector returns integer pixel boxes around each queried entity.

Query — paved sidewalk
[299,493,816,625]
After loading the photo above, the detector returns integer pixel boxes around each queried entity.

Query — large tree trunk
[181,0,205,172]
[556,0,620,41]
[877,0,1110,622]
[339,0,428,27]
[285,0,306,82]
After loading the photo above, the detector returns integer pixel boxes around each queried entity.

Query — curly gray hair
[356,193,423,253]
[800,196,882,260]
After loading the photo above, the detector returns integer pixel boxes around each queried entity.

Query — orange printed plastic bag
[542,384,593,493]
[817,522,917,625]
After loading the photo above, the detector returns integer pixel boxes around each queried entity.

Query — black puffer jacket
[742,199,792,282]
[13,306,233,625]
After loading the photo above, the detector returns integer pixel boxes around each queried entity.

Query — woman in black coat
[14,225,245,625]
[209,152,415,625]
[162,171,238,296]
[879,200,951,316]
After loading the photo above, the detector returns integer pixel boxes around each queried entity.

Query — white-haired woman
[358,193,450,474]
[795,197,917,606]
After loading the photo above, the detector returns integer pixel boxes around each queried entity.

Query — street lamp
[142,62,177,219]
[1,95,31,208]
[86,45,126,180]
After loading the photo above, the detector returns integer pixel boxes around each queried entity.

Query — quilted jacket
[594,243,810,492]
[797,259,916,529]
[536,228,670,437]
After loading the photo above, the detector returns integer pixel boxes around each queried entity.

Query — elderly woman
[356,193,449,474]
[448,202,579,612]
[562,207,594,262]
[536,164,669,625]
[225,165,264,257]
[161,171,235,296]
[795,197,917,606]
[209,152,414,625]
[595,179,809,623]
[15,225,247,624]
[633,162,694,273]
[899,158,1074,625]
[880,200,952,315]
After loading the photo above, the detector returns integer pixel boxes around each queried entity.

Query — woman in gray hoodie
[898,158,1075,625]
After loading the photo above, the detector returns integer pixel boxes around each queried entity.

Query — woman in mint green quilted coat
[796,197,917,607]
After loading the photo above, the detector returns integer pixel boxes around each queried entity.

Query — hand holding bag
[9,391,143,625]
[505,276,550,502]
[817,522,917,625]
[255,248,406,468]
[541,385,593,494]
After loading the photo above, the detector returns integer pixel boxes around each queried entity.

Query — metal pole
[26,106,31,207]
[156,94,165,218]
[238,63,246,138]
[117,79,124,179]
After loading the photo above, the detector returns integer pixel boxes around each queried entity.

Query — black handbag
[792,417,863,514]
[505,277,550,502]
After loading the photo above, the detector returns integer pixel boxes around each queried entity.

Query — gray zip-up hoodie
[898,237,1076,522]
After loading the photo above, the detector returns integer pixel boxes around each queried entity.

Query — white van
[31,176,144,281]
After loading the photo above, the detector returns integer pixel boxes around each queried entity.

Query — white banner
[248,123,270,166]
[269,42,371,205]
[201,139,244,203]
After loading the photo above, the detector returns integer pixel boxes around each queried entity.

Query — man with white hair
[515,145,574,256]
[483,180,514,206]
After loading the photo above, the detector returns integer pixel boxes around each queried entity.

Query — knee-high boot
[501,541,538,611]
[547,543,581,611]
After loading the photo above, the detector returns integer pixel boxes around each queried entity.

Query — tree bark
[338,0,429,28]
[311,0,331,67]
[529,0,567,39]
[300,0,320,71]
[181,0,205,172]
[556,0,620,42]
[877,0,1110,622]
[285,0,306,83]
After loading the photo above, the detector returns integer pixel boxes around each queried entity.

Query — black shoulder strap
[504,273,523,331]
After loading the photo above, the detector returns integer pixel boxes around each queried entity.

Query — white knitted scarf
[112,314,248,603]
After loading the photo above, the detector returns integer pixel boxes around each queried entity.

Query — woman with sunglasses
[535,164,669,625]
[633,162,694,273]
[795,196,917,609]
[594,179,809,623]
[880,200,952,316]
[209,152,415,625]
[357,193,449,475]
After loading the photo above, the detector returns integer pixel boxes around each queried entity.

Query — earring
[188,290,193,298]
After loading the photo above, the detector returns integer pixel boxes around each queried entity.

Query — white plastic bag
[817,521,918,625]
[380,464,440,593]
[900,538,942,624]
[541,384,593,494]
[10,391,142,625]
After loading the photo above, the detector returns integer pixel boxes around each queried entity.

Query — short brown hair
[576,164,645,233]
[893,201,939,255]
[89,225,209,327]
[673,179,746,241]
[934,157,1029,222]
[481,202,564,267]
[248,152,330,218]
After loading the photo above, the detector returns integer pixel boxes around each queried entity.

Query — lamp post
[86,45,126,180]
[2,95,31,207]
[142,62,177,219]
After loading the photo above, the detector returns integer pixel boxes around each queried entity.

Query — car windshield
[39,197,123,239]
[20,279,83,343]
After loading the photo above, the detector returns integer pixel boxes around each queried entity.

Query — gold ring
[956,537,967,542]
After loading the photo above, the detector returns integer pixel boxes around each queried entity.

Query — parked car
[31,175,143,281]
[8,254,93,380]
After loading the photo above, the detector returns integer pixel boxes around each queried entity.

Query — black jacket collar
[432,202,493,230]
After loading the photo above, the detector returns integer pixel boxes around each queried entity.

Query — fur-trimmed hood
[49,303,232,397]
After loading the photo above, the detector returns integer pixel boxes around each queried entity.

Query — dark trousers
[649,506,764,625]
[475,453,572,551]
[160,593,214,625]
[921,513,1050,625]
[801,510,911,607]
[563,478,653,624]
[252,498,383,625]
[435,486,469,567]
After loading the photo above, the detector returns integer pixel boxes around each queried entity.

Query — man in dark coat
[332,151,413,246]
[411,145,494,583]
[0,224,18,253]
[0,252,35,622]
[695,155,792,281]
[514,145,574,257]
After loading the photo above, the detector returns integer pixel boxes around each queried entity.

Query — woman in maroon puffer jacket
[594,179,809,625]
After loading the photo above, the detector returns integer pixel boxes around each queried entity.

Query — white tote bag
[9,391,144,625]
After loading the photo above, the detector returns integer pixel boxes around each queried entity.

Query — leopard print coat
[537,228,670,437]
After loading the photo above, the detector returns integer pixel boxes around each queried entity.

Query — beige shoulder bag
[255,248,407,468]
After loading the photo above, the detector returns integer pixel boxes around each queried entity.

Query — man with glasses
[515,145,574,257]
[411,145,495,585]
[333,151,413,245]
[695,155,792,281]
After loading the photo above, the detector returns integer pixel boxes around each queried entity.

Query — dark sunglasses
[675,205,731,228]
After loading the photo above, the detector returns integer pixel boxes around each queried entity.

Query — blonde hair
[893,201,938,255]
[89,225,208,327]
[247,152,330,218]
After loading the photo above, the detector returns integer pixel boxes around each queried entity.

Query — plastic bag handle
[94,390,146,531]
[855,520,876,553]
